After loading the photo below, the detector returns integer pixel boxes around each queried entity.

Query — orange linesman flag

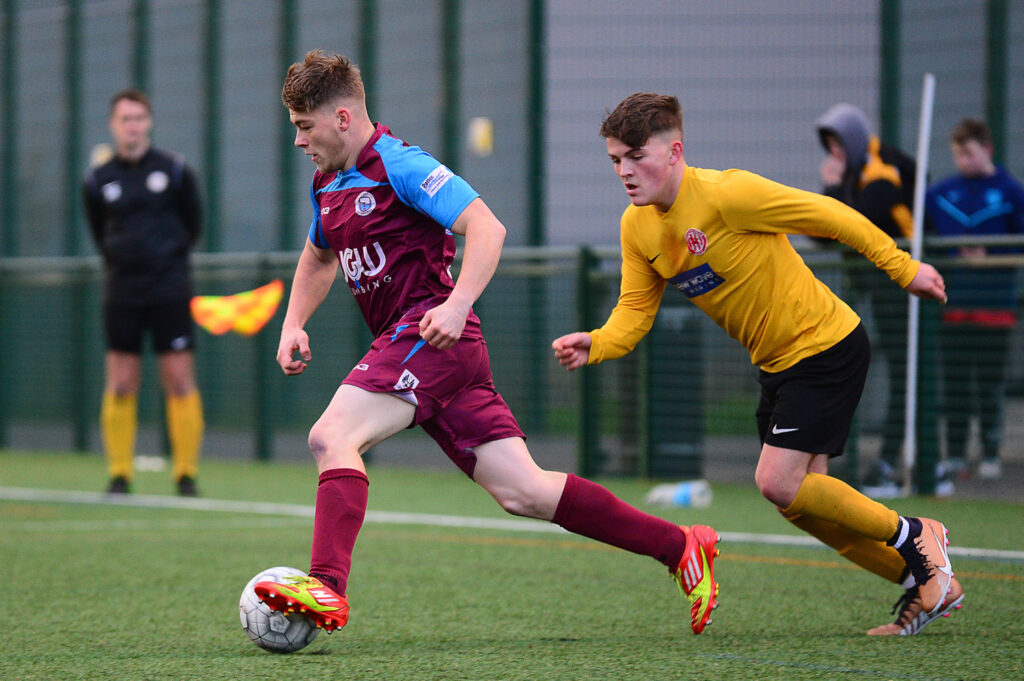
[190,279,285,336]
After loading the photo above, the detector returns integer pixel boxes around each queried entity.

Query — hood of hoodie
[816,103,871,175]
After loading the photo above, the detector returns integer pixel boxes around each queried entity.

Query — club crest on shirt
[101,181,122,203]
[355,191,376,216]
[685,228,708,255]
[147,170,169,193]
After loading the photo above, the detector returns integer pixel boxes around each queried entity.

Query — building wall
[1,2,1021,255]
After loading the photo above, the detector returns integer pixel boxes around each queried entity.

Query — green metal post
[577,246,598,476]
[202,0,221,253]
[133,0,149,92]
[879,0,901,147]
[915,299,941,494]
[985,0,1007,164]
[441,0,461,173]
[525,0,547,432]
[65,0,83,257]
[0,267,8,446]
[66,1,89,450]
[2,0,17,257]
[255,260,274,461]
[358,0,377,117]
[277,0,297,251]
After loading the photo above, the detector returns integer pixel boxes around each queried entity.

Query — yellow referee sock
[780,510,906,583]
[167,390,204,480]
[783,472,900,543]
[101,392,137,480]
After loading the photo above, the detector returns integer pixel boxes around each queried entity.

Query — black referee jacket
[83,147,202,305]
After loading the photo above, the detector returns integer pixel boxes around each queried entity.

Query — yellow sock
[780,510,906,583]
[167,391,204,480]
[783,472,899,543]
[101,392,137,480]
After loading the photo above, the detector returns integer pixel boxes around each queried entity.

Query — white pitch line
[2,486,1023,563]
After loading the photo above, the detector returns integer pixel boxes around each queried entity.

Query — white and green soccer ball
[239,566,320,653]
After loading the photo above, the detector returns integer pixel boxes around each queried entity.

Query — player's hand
[552,332,592,371]
[420,297,470,350]
[277,325,312,375]
[906,262,947,304]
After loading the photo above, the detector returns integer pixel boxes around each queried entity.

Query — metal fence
[3,239,1024,497]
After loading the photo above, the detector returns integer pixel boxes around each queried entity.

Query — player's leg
[755,326,954,620]
[158,350,203,495]
[257,385,416,632]
[939,322,971,474]
[102,350,141,492]
[778,454,907,582]
[757,444,954,619]
[975,325,1010,478]
[101,300,145,493]
[469,437,719,633]
[152,300,203,495]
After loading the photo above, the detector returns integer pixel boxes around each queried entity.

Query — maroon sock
[309,468,369,595]
[552,474,686,569]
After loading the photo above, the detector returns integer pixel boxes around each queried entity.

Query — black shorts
[756,324,870,457]
[104,299,196,354]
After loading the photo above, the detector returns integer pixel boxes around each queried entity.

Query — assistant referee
[83,89,204,496]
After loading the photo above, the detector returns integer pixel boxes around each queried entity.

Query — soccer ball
[239,566,320,653]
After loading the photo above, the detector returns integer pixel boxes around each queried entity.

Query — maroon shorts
[342,315,524,478]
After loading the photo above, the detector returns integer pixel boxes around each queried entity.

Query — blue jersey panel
[373,135,479,229]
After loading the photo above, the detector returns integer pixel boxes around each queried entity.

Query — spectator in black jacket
[83,89,204,496]
[816,103,917,498]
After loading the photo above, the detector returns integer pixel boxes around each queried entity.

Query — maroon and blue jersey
[308,123,480,336]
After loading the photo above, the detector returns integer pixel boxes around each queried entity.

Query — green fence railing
[3,240,1023,492]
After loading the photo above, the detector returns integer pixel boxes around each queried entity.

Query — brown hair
[109,88,151,116]
[599,92,683,149]
[282,49,365,113]
[951,118,992,147]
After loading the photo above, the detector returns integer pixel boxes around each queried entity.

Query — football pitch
[2,450,1022,681]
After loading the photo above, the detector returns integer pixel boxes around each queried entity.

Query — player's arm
[721,170,945,301]
[419,197,505,350]
[276,239,338,375]
[177,165,204,247]
[554,222,665,370]
[82,174,106,252]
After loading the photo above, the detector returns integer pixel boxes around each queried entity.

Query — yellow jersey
[589,166,920,372]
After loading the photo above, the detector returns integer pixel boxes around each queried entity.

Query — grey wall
[2,1,1021,256]
[545,0,880,247]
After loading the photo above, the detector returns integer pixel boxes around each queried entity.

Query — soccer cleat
[255,574,349,633]
[176,476,198,497]
[895,517,954,617]
[866,576,964,636]
[672,525,721,634]
[106,476,131,495]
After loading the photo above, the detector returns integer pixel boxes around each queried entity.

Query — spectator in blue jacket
[926,118,1024,480]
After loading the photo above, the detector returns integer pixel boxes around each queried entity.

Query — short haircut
[951,118,991,147]
[109,88,151,116]
[599,92,683,149]
[281,49,365,113]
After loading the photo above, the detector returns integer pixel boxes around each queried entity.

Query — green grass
[2,449,1022,680]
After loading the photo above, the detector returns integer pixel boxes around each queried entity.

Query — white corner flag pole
[903,72,935,493]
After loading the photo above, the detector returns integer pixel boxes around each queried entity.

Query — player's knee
[754,466,786,506]
[307,421,336,463]
[491,487,542,518]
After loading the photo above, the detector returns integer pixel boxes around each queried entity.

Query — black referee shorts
[104,299,196,354]
[756,323,871,457]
